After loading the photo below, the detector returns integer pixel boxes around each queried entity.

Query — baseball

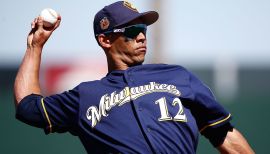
[40,8,58,27]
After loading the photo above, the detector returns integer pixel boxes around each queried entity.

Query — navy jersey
[16,64,231,154]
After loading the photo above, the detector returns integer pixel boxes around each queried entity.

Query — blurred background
[1,0,269,153]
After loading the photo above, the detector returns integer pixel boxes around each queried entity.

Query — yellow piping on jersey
[41,98,52,133]
[199,114,231,133]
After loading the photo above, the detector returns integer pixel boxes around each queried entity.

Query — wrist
[26,45,43,54]
[27,44,43,50]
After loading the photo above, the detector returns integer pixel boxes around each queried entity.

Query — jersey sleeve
[188,71,232,134]
[16,86,80,134]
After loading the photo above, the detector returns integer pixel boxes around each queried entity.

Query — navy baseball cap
[93,1,159,36]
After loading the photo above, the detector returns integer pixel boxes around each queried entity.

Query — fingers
[30,17,43,31]
[37,16,44,31]
[28,18,38,37]
[53,14,62,30]
[31,18,36,29]
[31,18,38,29]
[30,13,61,32]
[57,13,62,20]
[28,15,61,43]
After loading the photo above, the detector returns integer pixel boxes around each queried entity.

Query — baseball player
[14,1,254,153]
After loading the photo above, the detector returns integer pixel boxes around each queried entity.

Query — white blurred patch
[214,53,238,102]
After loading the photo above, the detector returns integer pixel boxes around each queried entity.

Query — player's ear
[98,34,111,48]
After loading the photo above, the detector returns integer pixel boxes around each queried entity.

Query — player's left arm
[217,128,254,154]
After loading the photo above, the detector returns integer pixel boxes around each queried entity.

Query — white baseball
[40,8,58,27]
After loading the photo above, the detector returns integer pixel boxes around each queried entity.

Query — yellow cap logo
[123,1,138,12]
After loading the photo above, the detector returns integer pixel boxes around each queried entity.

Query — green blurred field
[1,67,269,154]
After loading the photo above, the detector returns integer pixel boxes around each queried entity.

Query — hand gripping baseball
[27,14,61,50]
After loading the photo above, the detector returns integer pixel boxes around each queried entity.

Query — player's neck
[106,57,129,72]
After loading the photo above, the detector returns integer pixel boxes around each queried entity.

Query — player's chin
[135,56,145,65]
[129,56,145,66]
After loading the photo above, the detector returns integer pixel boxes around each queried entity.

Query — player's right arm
[14,16,61,108]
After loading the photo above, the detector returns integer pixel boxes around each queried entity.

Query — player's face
[110,22,147,66]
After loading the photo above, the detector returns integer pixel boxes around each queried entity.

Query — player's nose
[136,32,146,43]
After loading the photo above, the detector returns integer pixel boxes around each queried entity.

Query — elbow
[14,98,19,110]
[13,96,23,111]
[13,93,21,110]
[13,83,24,109]
[13,91,24,109]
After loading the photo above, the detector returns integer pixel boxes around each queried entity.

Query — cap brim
[116,11,159,27]
[140,11,159,25]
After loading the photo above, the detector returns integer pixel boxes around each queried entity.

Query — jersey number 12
[155,97,187,122]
